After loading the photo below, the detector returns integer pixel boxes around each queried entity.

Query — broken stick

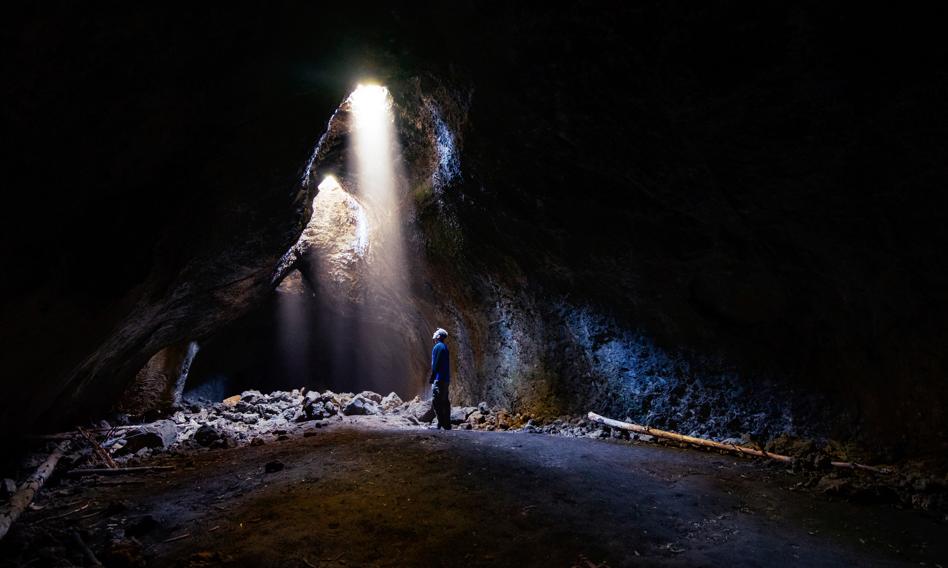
[77,427,117,469]
[0,440,71,541]
[586,412,889,474]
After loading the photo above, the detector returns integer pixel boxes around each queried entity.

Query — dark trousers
[431,381,451,430]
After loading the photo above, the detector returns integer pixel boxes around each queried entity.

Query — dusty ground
[3,417,946,567]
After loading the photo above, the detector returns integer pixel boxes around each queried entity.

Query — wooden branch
[588,412,791,462]
[66,466,175,477]
[77,427,117,469]
[587,412,889,474]
[32,502,91,525]
[828,460,889,474]
[162,531,191,543]
[0,440,71,541]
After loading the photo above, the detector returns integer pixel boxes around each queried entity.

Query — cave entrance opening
[185,84,424,405]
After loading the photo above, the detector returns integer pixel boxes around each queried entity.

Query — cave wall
[116,341,197,418]
[404,4,948,460]
[2,4,947,461]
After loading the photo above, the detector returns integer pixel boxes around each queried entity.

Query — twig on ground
[75,509,106,521]
[162,532,191,543]
[33,502,91,524]
[77,427,118,469]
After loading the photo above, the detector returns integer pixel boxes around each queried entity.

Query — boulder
[117,420,178,455]
[193,424,221,447]
[222,395,241,408]
[302,401,337,420]
[401,397,436,422]
[358,391,383,403]
[240,390,263,404]
[380,392,403,410]
[302,392,339,420]
[450,406,477,424]
[269,391,294,403]
[342,395,379,416]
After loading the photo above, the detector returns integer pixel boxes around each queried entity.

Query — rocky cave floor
[2,390,947,567]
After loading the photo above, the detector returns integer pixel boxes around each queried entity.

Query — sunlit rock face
[299,177,368,297]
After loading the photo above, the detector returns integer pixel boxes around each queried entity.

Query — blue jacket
[430,341,450,383]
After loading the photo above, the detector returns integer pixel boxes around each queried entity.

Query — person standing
[429,328,451,430]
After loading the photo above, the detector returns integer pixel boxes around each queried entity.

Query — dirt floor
[3,417,946,567]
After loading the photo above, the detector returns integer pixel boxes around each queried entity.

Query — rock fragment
[117,420,178,455]
[358,391,383,403]
[193,425,221,447]
[342,395,379,416]
[380,392,403,410]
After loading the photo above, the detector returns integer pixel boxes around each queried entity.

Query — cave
[1,4,947,567]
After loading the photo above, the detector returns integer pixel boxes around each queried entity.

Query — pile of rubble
[85,388,631,466]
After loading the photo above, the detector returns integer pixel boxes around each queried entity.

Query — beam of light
[275,269,311,384]
[347,84,396,209]
[277,84,418,397]
[347,83,415,394]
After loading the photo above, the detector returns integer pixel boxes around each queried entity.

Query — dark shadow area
[185,287,420,401]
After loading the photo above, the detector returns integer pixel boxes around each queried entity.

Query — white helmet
[432,328,449,340]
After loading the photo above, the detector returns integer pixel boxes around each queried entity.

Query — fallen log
[0,440,71,541]
[587,412,889,474]
[66,466,175,477]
